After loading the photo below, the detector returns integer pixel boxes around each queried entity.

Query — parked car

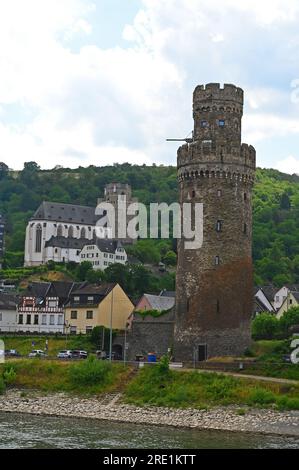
[70,350,88,359]
[57,350,72,359]
[106,352,122,361]
[282,354,292,363]
[5,349,21,357]
[28,350,47,358]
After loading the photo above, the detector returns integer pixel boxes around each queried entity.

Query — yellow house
[64,283,134,334]
[277,291,299,319]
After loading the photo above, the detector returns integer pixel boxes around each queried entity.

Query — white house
[0,294,18,333]
[80,240,127,271]
[17,281,83,334]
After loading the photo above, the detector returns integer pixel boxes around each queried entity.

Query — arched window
[57,225,63,237]
[35,225,42,253]
[80,227,86,238]
[68,226,74,238]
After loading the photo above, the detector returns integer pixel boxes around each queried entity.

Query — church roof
[31,201,98,225]
[85,238,124,254]
[45,236,90,250]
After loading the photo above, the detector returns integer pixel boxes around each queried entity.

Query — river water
[0,412,298,449]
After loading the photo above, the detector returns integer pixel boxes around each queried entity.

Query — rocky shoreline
[1,389,299,437]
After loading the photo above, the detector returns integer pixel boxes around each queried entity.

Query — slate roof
[31,201,99,225]
[71,283,116,296]
[260,286,277,303]
[160,290,176,298]
[143,294,175,312]
[45,236,90,250]
[0,293,18,310]
[22,282,85,307]
[85,238,124,254]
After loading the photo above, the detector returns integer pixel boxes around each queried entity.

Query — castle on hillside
[24,183,136,267]
[174,83,256,361]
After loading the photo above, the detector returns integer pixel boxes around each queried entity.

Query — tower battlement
[194,83,244,106]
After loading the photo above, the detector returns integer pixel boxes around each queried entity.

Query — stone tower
[174,83,256,361]
[97,183,138,245]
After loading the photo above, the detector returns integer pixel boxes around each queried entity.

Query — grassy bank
[0,335,96,356]
[0,358,130,395]
[124,363,299,411]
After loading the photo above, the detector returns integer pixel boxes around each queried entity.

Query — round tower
[174,83,256,361]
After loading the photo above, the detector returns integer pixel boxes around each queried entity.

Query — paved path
[178,368,299,385]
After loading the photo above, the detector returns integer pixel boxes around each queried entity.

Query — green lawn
[0,335,96,357]
[125,364,299,411]
[0,358,130,395]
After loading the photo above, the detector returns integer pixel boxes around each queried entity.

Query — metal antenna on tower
[166,131,194,144]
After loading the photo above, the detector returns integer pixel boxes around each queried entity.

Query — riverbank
[1,389,299,438]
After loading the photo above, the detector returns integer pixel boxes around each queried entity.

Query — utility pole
[109,288,114,362]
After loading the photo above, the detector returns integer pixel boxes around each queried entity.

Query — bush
[3,366,17,385]
[0,376,5,394]
[247,388,276,406]
[68,357,113,388]
[252,313,280,340]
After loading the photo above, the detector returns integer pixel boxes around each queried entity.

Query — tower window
[218,119,225,127]
[192,190,196,198]
[215,256,220,266]
[243,223,247,234]
[216,220,222,233]
[187,298,190,312]
[217,300,220,314]
[217,190,222,197]
[200,120,208,128]
[244,193,247,201]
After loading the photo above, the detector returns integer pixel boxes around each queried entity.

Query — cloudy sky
[1,0,299,172]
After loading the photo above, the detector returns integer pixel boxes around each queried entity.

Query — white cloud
[275,155,299,174]
[0,0,299,170]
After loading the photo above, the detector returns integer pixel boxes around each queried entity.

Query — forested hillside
[1,162,299,285]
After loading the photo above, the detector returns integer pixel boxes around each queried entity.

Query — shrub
[252,314,280,340]
[0,376,5,394]
[68,357,113,388]
[247,388,276,406]
[3,367,17,385]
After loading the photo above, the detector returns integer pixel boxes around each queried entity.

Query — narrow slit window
[216,220,222,233]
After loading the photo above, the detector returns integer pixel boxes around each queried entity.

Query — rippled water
[0,412,298,449]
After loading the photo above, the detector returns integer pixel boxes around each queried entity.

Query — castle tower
[174,83,256,361]
[97,183,138,245]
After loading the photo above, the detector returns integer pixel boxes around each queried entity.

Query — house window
[18,315,23,325]
[86,326,93,335]
[35,225,42,253]
[58,315,64,325]
[71,311,78,320]
[34,315,39,325]
[216,220,222,233]
[26,315,31,325]
[48,300,56,308]
[74,296,80,303]
[70,326,77,335]
[0,313,2,322]
[50,315,55,325]
[87,296,94,303]
[42,315,47,325]
[290,299,293,305]
[86,311,93,320]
